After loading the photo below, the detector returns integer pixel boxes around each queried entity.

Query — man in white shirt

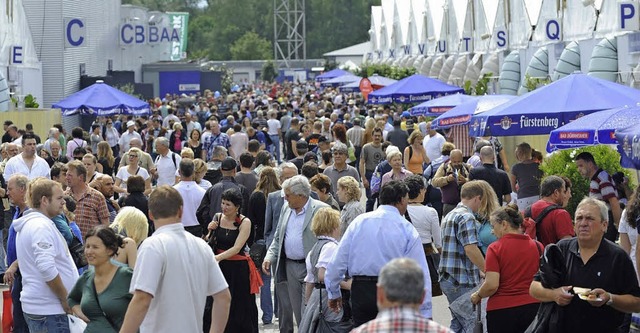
[173,158,206,237]
[152,137,181,187]
[3,133,50,180]
[14,179,79,331]
[422,123,446,162]
[119,121,142,156]
[120,186,231,333]
[184,112,202,138]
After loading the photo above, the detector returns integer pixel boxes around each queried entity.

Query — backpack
[522,204,562,240]
[154,152,177,169]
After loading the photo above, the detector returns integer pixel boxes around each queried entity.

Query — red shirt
[530,200,575,246]
[485,234,541,311]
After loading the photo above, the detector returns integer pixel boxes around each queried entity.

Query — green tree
[122,0,201,13]
[230,32,273,60]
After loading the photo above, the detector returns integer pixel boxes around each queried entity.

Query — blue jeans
[269,135,281,163]
[364,171,375,212]
[260,271,273,324]
[24,313,70,333]
[440,278,474,333]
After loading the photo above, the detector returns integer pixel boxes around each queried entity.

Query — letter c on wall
[66,19,84,47]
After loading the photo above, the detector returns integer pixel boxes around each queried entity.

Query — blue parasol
[367,74,464,105]
[431,95,515,131]
[53,81,149,116]
[409,93,476,117]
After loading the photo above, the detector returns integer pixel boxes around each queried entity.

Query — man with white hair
[351,258,450,333]
[42,127,60,154]
[118,121,142,155]
[183,112,201,138]
[44,141,69,167]
[152,137,181,187]
[263,175,329,332]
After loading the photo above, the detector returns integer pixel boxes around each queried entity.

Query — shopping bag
[2,290,12,333]
[68,314,87,333]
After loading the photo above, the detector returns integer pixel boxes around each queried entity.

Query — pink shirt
[381,168,413,187]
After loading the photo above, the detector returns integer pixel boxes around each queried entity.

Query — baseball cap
[221,157,237,171]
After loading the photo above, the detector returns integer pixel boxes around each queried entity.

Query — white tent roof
[381,0,396,50]
[324,42,371,57]
[509,0,532,49]
[396,0,412,47]
[370,6,383,50]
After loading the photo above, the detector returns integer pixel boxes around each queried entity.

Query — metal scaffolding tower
[273,0,306,68]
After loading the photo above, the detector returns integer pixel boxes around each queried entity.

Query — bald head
[450,149,463,160]
[480,146,495,163]
[129,138,142,149]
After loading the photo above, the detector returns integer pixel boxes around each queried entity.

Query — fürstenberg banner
[167,12,189,61]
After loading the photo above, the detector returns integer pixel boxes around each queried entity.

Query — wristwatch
[606,293,614,306]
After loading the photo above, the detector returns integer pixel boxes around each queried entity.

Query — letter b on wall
[620,1,639,31]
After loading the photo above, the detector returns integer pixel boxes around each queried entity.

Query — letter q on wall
[64,18,86,48]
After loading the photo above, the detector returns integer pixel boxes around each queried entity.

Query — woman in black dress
[207,189,259,333]
[185,128,203,160]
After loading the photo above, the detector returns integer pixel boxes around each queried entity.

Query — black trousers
[486,303,539,333]
[350,277,378,327]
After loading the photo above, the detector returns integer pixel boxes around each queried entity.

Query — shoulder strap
[92,274,119,331]
[309,238,333,284]
[135,166,140,175]
[534,204,561,225]
[408,145,413,160]
[171,152,177,169]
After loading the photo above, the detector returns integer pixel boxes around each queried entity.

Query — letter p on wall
[620,1,639,31]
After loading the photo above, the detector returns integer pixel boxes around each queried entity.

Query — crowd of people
[0,80,639,333]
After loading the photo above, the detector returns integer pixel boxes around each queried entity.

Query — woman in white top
[193,158,212,190]
[114,147,151,195]
[266,110,282,163]
[620,185,640,281]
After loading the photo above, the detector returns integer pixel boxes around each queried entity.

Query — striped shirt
[346,125,365,147]
[352,306,452,333]
[66,187,110,237]
[589,168,618,206]
[446,125,473,157]
[438,202,481,287]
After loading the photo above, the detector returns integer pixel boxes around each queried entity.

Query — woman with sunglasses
[114,148,151,196]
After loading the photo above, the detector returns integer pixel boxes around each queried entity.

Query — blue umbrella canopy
[315,69,350,82]
[320,74,361,87]
[339,75,397,92]
[409,93,476,117]
[471,73,640,136]
[615,126,640,169]
[431,95,515,130]
[547,105,640,152]
[53,81,150,116]
[367,74,464,105]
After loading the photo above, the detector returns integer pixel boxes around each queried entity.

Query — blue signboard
[159,71,201,96]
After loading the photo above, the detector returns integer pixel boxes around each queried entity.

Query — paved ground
[256,183,453,332]
[256,294,452,332]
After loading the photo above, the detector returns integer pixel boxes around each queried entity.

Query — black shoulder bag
[92,276,119,331]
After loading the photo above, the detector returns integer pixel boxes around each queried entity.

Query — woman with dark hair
[68,226,132,331]
[332,123,355,165]
[470,203,541,333]
[253,151,273,176]
[309,174,340,211]
[246,166,281,325]
[119,175,152,235]
[186,128,203,160]
[207,188,259,333]
[66,127,88,159]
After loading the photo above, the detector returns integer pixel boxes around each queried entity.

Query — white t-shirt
[116,166,150,191]
[130,223,228,333]
[3,154,51,180]
[422,133,446,162]
[174,181,206,227]
[229,132,248,159]
[619,209,638,280]
[407,205,442,248]
[267,119,281,135]
[155,152,181,187]
[304,239,338,283]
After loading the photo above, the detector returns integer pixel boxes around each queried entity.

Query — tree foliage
[540,145,634,216]
[231,32,273,60]
[122,0,380,61]
[356,64,416,80]
[261,60,279,82]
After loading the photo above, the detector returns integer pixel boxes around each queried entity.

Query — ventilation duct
[553,41,581,81]
[518,47,549,95]
[588,37,618,82]
[498,51,521,95]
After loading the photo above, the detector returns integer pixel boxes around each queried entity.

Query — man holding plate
[529,197,640,332]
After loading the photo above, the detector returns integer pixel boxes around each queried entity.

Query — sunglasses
[129,154,138,158]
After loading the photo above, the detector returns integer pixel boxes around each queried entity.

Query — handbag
[249,239,267,269]
[68,314,87,333]
[473,303,483,333]
[423,244,442,297]
[316,288,352,333]
[206,213,222,252]
[68,234,87,268]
